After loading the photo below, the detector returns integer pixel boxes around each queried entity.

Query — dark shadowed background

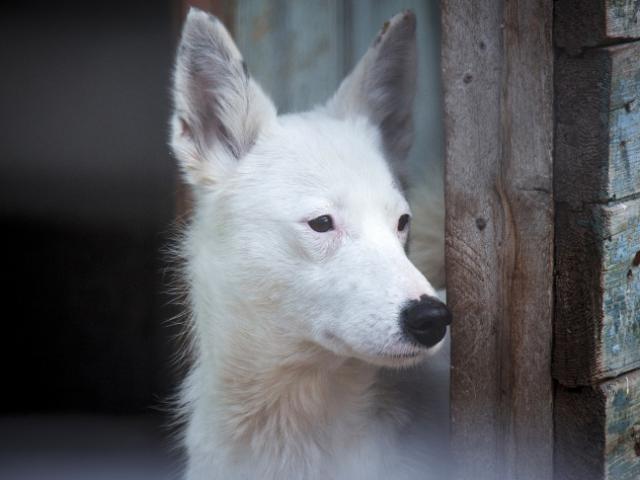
[0,1,441,478]
[0,0,178,415]
[0,1,181,478]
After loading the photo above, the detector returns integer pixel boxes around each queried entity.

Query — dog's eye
[398,214,411,232]
[308,215,334,233]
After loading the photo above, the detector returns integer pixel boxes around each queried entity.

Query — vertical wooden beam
[443,1,554,479]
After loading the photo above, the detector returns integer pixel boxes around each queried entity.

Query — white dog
[170,8,449,479]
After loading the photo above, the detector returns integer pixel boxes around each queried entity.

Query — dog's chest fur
[183,355,447,480]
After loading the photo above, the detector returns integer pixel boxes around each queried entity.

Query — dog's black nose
[401,296,451,348]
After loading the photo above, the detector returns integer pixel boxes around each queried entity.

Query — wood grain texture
[556,42,640,206]
[443,1,554,479]
[556,0,640,52]
[555,197,640,386]
[555,369,640,480]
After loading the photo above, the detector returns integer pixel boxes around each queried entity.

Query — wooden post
[554,2,640,479]
[443,1,554,479]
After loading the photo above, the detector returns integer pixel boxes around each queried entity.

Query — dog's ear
[326,11,417,183]
[171,8,276,186]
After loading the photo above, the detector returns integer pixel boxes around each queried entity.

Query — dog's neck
[194,325,380,459]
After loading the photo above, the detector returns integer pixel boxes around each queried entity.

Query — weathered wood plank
[556,42,640,206]
[555,196,640,386]
[556,0,640,52]
[443,1,554,479]
[555,369,640,480]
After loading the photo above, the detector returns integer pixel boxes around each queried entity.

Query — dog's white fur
[170,9,448,479]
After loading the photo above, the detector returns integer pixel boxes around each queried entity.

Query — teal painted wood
[556,42,640,206]
[605,370,640,479]
[556,0,640,52]
[609,44,640,202]
[556,369,640,480]
[600,199,640,378]
[555,196,640,385]
[606,0,640,39]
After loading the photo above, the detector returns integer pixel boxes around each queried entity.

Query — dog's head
[171,9,449,367]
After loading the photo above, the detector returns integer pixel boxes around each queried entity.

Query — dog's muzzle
[401,295,451,348]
